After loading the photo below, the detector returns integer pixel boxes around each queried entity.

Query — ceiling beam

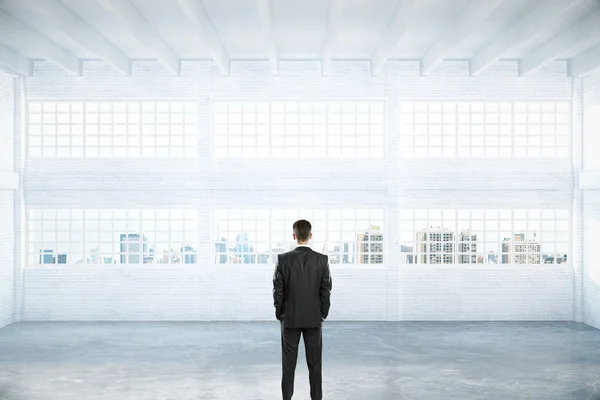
[178,0,230,75]
[0,43,33,76]
[370,0,417,76]
[2,0,131,75]
[470,0,581,76]
[321,0,345,76]
[520,11,600,76]
[0,10,81,75]
[569,43,600,77]
[97,0,180,75]
[420,0,504,76]
[256,0,279,76]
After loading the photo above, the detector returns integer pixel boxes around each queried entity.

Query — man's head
[292,219,312,244]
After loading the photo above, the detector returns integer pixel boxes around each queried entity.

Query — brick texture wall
[583,70,600,329]
[0,71,15,328]
[19,60,576,322]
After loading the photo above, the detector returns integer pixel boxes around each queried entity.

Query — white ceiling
[0,0,599,76]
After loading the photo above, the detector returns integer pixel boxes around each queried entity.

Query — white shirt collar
[296,244,311,248]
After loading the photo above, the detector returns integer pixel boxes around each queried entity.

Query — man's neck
[296,243,310,247]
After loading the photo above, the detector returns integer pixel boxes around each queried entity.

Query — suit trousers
[280,322,323,400]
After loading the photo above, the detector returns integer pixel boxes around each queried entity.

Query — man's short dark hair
[293,219,312,242]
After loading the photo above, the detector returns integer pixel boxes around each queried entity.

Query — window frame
[399,100,572,159]
[212,99,386,159]
[214,207,386,266]
[27,208,199,266]
[399,208,571,265]
[26,100,198,158]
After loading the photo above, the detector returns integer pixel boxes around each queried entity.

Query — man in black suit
[273,219,332,400]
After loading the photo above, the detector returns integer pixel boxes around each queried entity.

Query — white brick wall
[23,266,391,321]
[583,70,600,329]
[22,264,572,322]
[0,191,15,327]
[19,60,578,322]
[13,77,23,322]
[400,266,573,321]
[0,71,15,328]
[583,190,600,329]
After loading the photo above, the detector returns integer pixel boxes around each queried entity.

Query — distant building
[39,249,55,264]
[329,245,341,264]
[487,252,498,264]
[270,244,285,263]
[357,225,383,264]
[416,227,454,264]
[161,250,170,264]
[400,245,414,264]
[143,247,156,264]
[235,232,253,264]
[502,233,541,264]
[458,231,478,264]
[324,242,353,264]
[543,253,568,264]
[120,233,148,264]
[215,239,228,264]
[57,254,67,264]
[181,245,197,264]
[90,248,100,264]
[342,242,353,264]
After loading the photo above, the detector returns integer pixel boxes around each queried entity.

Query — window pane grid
[27,101,197,158]
[28,209,198,264]
[400,101,571,158]
[214,208,384,264]
[214,101,384,158]
[399,209,569,264]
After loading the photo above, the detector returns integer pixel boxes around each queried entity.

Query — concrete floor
[0,322,599,400]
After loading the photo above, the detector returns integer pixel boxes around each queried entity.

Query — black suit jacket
[272,246,332,328]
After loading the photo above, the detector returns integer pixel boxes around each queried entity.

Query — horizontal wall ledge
[0,171,19,190]
[398,189,572,209]
[398,160,573,190]
[24,190,212,208]
[213,189,386,208]
[579,169,600,189]
[211,160,387,190]
[24,159,388,192]
[24,159,203,192]
[24,159,573,193]
[24,188,387,208]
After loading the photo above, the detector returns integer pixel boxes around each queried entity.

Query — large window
[213,101,385,158]
[399,209,570,264]
[214,208,384,264]
[27,101,197,158]
[28,209,198,265]
[400,101,571,158]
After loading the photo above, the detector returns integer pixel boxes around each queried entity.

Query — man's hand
[319,258,332,320]
[273,254,285,321]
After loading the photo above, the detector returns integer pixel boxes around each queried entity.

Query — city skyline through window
[400,209,570,264]
[28,209,198,265]
[215,208,385,264]
[27,207,571,266]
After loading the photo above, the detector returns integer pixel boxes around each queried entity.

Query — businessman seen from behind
[273,219,332,400]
